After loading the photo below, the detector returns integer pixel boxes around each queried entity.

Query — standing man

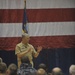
[15,33,42,68]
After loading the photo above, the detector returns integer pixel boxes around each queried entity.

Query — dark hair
[21,56,30,64]
[38,63,47,72]
[0,62,7,73]
[8,63,17,75]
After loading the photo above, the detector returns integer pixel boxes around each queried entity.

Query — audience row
[0,57,75,75]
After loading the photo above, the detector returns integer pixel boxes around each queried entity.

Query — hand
[37,46,42,53]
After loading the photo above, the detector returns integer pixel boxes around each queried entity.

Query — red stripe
[0,8,75,23]
[0,37,21,50]
[0,36,75,50]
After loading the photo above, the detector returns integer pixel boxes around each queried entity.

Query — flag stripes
[0,0,75,50]
[0,8,75,23]
[0,35,75,50]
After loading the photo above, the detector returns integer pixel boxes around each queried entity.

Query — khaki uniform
[15,42,37,68]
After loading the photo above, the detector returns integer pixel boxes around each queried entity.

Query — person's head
[21,56,30,64]
[52,67,63,75]
[0,62,7,74]
[0,57,3,63]
[6,63,17,75]
[69,65,75,75]
[37,68,47,75]
[38,63,47,72]
[22,33,30,44]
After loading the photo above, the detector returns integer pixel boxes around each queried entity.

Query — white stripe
[28,22,75,36]
[0,23,22,37]
[0,0,24,9]
[0,22,75,37]
[27,0,75,9]
[0,0,75,9]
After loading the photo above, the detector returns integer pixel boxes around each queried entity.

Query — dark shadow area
[0,48,75,75]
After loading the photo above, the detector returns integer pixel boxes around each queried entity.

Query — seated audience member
[20,55,32,68]
[69,65,75,75]
[0,62,7,75]
[17,56,37,75]
[38,63,48,73]
[0,57,3,63]
[52,67,64,75]
[37,68,47,75]
[6,63,17,75]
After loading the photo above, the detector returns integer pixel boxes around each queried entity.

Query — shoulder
[16,42,22,47]
[15,42,22,51]
[15,43,22,54]
[28,44,34,48]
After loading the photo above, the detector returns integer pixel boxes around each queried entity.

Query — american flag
[0,0,75,50]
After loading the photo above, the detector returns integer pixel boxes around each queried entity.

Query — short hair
[8,63,17,75]
[21,56,30,64]
[69,65,75,74]
[22,33,29,38]
[38,63,47,71]
[0,62,7,73]
[37,68,47,75]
